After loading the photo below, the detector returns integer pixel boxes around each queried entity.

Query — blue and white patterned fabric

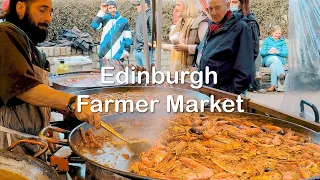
[92,10,132,60]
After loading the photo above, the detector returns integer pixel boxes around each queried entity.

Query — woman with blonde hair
[163,0,208,75]
[260,25,288,92]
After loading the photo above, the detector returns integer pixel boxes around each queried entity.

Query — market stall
[2,0,320,179]
[281,0,320,122]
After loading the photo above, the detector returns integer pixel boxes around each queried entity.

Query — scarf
[209,10,232,33]
[169,16,196,74]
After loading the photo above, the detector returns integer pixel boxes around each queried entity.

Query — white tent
[281,0,320,122]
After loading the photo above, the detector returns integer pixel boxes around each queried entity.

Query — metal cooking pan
[69,86,211,106]
[0,139,60,180]
[49,71,126,91]
[49,70,146,91]
[40,110,320,180]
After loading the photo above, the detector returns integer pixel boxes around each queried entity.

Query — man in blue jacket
[91,0,132,68]
[197,0,254,95]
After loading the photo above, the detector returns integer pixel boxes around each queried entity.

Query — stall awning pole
[156,0,163,71]
[140,0,151,74]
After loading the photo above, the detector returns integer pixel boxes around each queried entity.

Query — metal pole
[140,0,151,74]
[156,0,163,71]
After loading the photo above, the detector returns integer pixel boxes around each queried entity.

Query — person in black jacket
[230,0,266,93]
[197,0,254,95]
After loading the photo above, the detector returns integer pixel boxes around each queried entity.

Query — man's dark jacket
[199,13,254,95]
[133,8,153,51]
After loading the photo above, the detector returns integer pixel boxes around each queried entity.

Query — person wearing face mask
[230,0,259,59]
[260,25,288,92]
[229,0,239,12]
[229,0,266,94]
[91,0,132,67]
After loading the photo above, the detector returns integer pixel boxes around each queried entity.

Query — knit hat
[133,0,150,6]
[106,0,117,8]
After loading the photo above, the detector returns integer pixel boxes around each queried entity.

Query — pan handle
[300,100,320,123]
[39,126,70,146]
[305,176,320,180]
[7,139,48,158]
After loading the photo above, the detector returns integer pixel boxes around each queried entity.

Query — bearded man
[0,0,101,155]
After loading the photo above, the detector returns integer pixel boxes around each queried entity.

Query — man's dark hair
[4,0,32,23]
[3,0,49,44]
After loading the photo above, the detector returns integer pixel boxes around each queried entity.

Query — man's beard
[17,11,48,45]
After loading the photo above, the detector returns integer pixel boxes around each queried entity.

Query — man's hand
[173,43,188,51]
[124,55,129,59]
[100,3,107,13]
[15,84,102,129]
[123,51,129,59]
[71,99,101,129]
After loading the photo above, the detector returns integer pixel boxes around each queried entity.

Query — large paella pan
[41,109,320,180]
[0,140,60,180]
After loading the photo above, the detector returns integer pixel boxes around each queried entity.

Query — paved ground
[246,91,285,110]
[247,90,320,122]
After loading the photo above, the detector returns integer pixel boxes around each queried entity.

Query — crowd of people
[90,0,288,95]
[0,0,289,95]
[0,0,288,155]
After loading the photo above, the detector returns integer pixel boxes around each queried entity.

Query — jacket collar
[215,12,245,32]
[139,8,152,15]
[269,36,284,41]
[237,9,257,22]
[107,11,121,19]
[212,10,232,25]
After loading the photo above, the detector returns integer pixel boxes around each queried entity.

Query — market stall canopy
[281,0,320,122]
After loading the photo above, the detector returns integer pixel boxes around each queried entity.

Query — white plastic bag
[281,0,320,121]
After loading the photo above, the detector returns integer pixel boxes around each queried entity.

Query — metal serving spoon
[100,121,151,154]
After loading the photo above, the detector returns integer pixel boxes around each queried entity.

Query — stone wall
[38,46,172,74]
